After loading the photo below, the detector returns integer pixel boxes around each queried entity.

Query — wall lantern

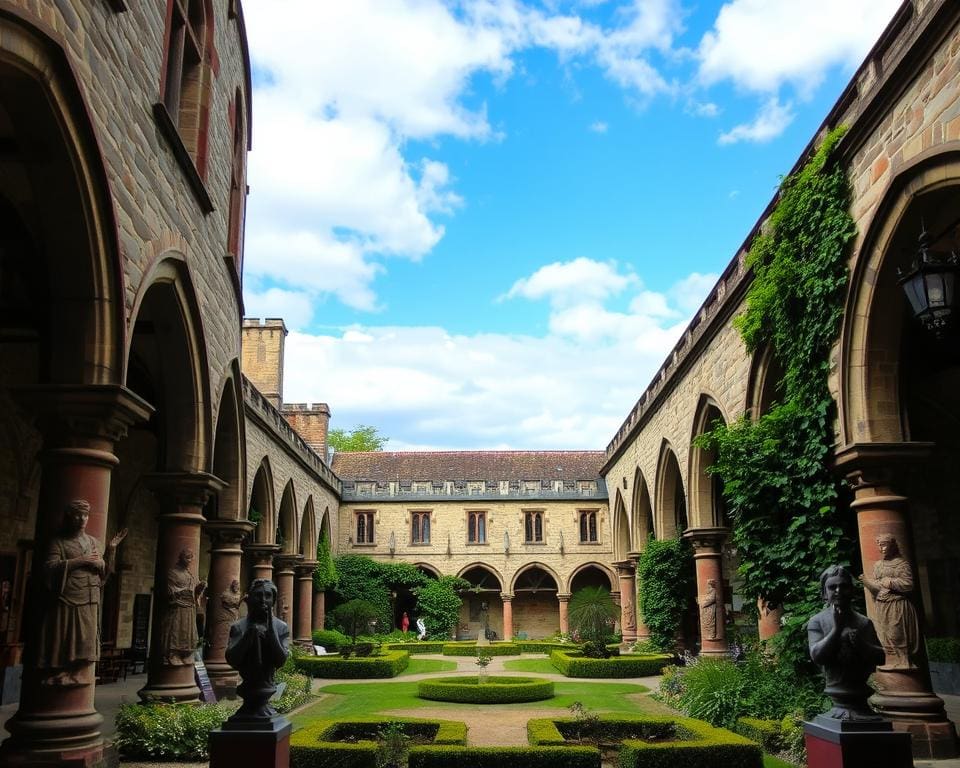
[898,225,960,339]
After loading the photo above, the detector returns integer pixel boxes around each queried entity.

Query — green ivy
[696,126,858,671]
[636,538,694,651]
[314,530,338,591]
[331,555,429,630]
[414,575,468,639]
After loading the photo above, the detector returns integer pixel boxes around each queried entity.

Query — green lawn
[398,658,457,676]
[502,658,556,674]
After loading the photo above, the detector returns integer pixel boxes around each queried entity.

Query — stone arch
[414,563,442,579]
[689,394,730,529]
[841,145,960,444]
[510,562,561,594]
[612,489,631,561]
[249,458,275,543]
[745,344,785,420]
[631,467,654,546]
[0,9,126,387]
[277,480,298,554]
[210,362,244,520]
[457,563,504,592]
[299,495,317,558]
[654,440,687,539]
[567,562,617,593]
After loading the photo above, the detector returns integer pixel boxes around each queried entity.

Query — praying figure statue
[860,533,920,670]
[36,499,127,686]
[698,579,719,641]
[808,564,885,721]
[159,547,206,665]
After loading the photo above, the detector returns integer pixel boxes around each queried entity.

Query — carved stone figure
[698,579,719,641]
[808,564,885,720]
[159,547,206,665]
[225,578,290,720]
[860,534,919,670]
[211,579,242,652]
[36,499,127,686]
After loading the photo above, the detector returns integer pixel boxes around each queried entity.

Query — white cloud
[718,97,794,145]
[669,272,720,313]
[244,287,316,331]
[589,120,609,133]
[504,257,636,307]
[688,101,720,118]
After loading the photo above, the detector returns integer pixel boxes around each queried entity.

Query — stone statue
[210,579,242,652]
[159,547,206,665]
[36,499,127,686]
[225,578,290,720]
[698,579,719,641]
[808,564,885,720]
[860,533,919,670]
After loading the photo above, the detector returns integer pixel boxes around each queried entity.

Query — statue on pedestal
[225,578,290,720]
[159,547,206,665]
[860,534,920,670]
[210,579,242,653]
[698,579,719,641]
[808,564,885,720]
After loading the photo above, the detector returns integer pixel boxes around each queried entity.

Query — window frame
[354,510,376,545]
[523,509,545,544]
[578,509,599,544]
[466,510,487,545]
[410,510,432,545]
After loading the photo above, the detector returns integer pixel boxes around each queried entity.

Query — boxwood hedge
[418,675,554,703]
[549,649,671,678]
[733,717,786,752]
[516,641,580,654]
[294,649,409,678]
[384,641,447,654]
[408,745,600,768]
[442,642,520,656]
[526,715,675,746]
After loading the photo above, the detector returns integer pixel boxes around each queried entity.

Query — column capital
[682,526,729,554]
[204,519,255,548]
[20,383,154,445]
[246,542,280,564]
[274,553,302,573]
[557,593,571,602]
[296,560,318,577]
[145,471,226,509]
[612,559,636,576]
[500,593,513,602]
[834,442,933,489]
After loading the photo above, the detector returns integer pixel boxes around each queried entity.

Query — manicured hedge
[294,649,409,678]
[442,642,521,656]
[516,641,580,654]
[408,745,600,768]
[734,717,786,752]
[549,649,671,678]
[527,715,675,746]
[927,637,960,663]
[617,717,762,768]
[384,641,447,654]
[291,716,468,768]
[418,675,554,703]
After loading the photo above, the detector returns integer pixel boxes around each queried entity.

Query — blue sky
[240,0,901,451]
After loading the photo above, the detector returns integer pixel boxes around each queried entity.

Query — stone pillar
[312,589,326,633]
[246,542,280,581]
[629,551,651,641]
[757,597,783,641]
[683,527,729,657]
[274,555,300,632]
[501,594,513,640]
[138,472,225,703]
[614,560,638,646]
[1,385,151,765]
[557,593,570,636]
[836,443,958,759]
[295,561,317,646]
[203,519,254,698]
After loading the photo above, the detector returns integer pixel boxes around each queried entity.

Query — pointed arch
[457,563,504,592]
[249,457,275,543]
[278,480,298,554]
[299,495,317,558]
[510,562,561,593]
[745,344,785,420]
[567,562,617,593]
[612,489,631,561]
[414,563,442,579]
[631,467,654,546]
[689,394,730,529]
[655,440,687,539]
[211,361,244,520]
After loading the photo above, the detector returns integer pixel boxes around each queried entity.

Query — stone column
[245,542,280,581]
[295,561,317,646]
[836,443,958,759]
[629,551,651,641]
[501,594,513,640]
[203,519,254,698]
[614,560,638,646]
[557,593,570,635]
[138,472,225,703]
[273,554,300,632]
[312,588,326,633]
[683,527,729,657]
[1,385,151,766]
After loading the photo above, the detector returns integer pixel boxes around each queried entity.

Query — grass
[502,658,556,674]
[763,756,799,768]
[399,658,457,676]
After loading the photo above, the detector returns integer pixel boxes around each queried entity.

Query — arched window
[411,511,431,544]
[227,89,247,272]
[579,510,598,543]
[468,511,486,544]
[524,510,544,543]
[355,511,375,544]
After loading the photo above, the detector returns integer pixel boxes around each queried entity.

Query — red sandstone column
[629,552,651,641]
[245,542,280,581]
[614,560,638,646]
[203,519,254,698]
[138,472,225,703]
[757,597,783,641]
[1,385,151,765]
[295,561,317,646]
[501,594,514,640]
[837,444,958,759]
[683,527,729,657]
[274,555,300,632]
[557,593,570,635]
[313,589,326,633]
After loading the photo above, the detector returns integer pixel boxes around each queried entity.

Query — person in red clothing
[401,611,410,633]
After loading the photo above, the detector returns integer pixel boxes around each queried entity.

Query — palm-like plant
[568,586,618,648]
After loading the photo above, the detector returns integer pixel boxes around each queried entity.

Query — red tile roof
[332,451,605,481]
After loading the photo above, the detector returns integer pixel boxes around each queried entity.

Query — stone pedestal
[836,443,959,759]
[138,472,225,703]
[273,555,300,631]
[614,560,638,646]
[1,385,151,763]
[246,543,280,581]
[803,715,912,768]
[557,593,570,636]
[312,589,325,632]
[203,520,254,698]
[683,527,729,656]
[209,716,291,768]
[294,562,316,646]
[501,594,513,641]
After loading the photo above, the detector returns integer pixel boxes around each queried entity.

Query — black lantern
[898,226,960,339]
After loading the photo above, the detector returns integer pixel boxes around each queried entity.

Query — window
[227,89,247,271]
[355,511,375,544]
[579,510,598,543]
[411,511,431,544]
[524,511,544,543]
[467,511,486,544]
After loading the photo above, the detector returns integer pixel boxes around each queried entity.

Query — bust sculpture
[807,564,885,720]
[225,578,290,720]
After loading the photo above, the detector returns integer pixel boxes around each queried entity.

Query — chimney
[241,318,287,408]
[282,403,332,460]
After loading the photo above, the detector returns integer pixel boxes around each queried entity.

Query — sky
[240,0,902,452]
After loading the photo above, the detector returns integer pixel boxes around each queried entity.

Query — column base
[803,715,912,768]
[209,716,291,768]
[871,686,959,758]
[2,709,104,755]
[138,670,201,703]
[205,661,239,700]
[699,646,730,658]
[0,740,117,768]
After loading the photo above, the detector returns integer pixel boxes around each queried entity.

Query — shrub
[676,657,746,728]
[927,637,960,663]
[417,675,554,703]
[734,717,787,753]
[313,628,349,650]
[527,715,677,747]
[408,745,600,768]
[334,599,381,643]
[442,642,520,656]
[637,538,695,651]
[414,575,470,639]
[568,586,618,645]
[516,641,578,654]
[274,666,313,713]
[295,649,410,678]
[549,649,670,678]
[114,702,230,760]
[580,640,611,659]
[384,641,447,654]
[617,717,762,768]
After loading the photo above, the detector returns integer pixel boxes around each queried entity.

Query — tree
[328,424,387,452]
[332,599,379,643]
[313,531,338,591]
[569,586,618,656]
[413,576,468,639]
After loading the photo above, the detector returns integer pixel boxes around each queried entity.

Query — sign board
[194,658,217,703]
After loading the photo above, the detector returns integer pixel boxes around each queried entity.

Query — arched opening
[249,459,275,544]
[277,481,298,555]
[569,563,616,593]
[690,396,728,529]
[746,344,786,420]
[612,490,631,561]
[299,497,317,559]
[511,565,560,639]
[457,565,503,641]
[632,468,654,545]
[211,369,244,521]
[655,442,687,539]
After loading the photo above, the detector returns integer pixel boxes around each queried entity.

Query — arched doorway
[457,565,503,641]
[511,564,560,638]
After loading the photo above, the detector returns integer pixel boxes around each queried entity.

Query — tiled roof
[331,451,605,482]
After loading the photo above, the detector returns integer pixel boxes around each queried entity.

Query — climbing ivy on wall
[637,538,694,651]
[313,530,338,591]
[696,126,858,670]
